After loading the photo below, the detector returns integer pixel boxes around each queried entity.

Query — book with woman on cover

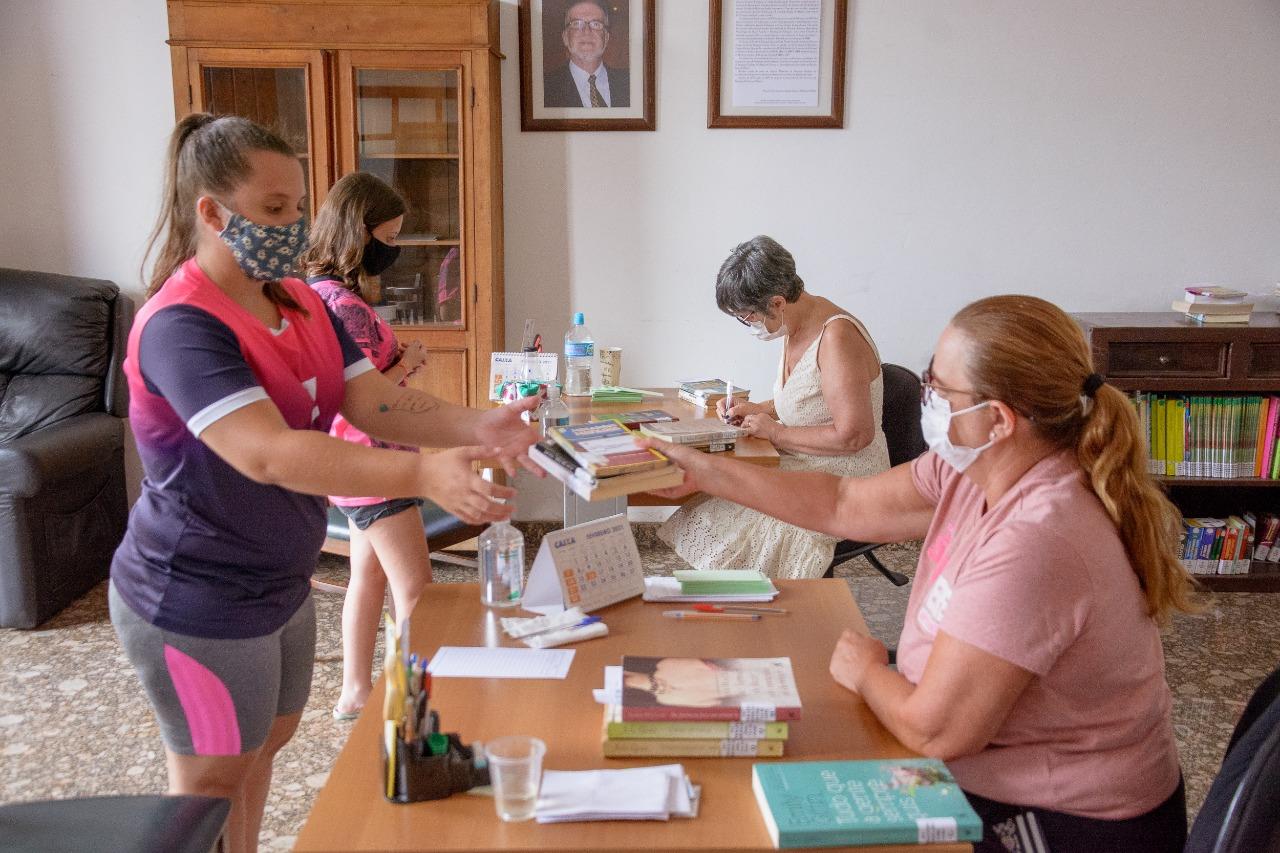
[620,656,801,722]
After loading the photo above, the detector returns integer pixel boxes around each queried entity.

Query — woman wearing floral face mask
[643,295,1199,852]
[658,235,889,580]
[111,115,540,853]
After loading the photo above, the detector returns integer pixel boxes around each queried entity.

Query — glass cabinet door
[188,49,330,217]
[348,66,465,329]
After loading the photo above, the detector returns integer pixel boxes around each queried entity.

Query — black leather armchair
[0,268,134,628]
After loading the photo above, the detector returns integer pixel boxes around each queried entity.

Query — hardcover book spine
[606,720,789,739]
[620,705,802,722]
[602,738,785,758]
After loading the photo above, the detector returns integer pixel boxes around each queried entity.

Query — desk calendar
[522,515,645,614]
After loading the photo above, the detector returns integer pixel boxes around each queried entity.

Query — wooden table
[295,581,970,853]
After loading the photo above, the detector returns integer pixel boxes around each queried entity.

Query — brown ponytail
[952,295,1200,624]
[140,113,306,315]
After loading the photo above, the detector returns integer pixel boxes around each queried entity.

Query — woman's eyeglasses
[920,362,980,406]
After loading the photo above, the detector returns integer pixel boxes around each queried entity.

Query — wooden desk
[295,581,970,853]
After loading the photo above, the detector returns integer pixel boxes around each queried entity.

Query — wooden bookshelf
[1076,312,1280,593]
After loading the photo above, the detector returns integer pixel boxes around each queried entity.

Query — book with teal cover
[751,759,982,848]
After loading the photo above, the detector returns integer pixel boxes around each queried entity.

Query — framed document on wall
[708,0,848,129]
[519,0,656,132]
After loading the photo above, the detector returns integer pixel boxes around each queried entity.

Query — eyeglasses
[920,360,981,406]
[732,312,754,327]
[565,18,608,31]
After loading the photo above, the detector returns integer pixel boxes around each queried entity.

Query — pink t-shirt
[899,450,1180,819]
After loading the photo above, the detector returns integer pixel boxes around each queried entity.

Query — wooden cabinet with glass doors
[165,0,504,407]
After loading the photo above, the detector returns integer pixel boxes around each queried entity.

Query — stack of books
[677,379,749,408]
[600,656,800,758]
[639,420,746,452]
[530,420,683,501]
[1181,515,1257,576]
[1172,285,1253,324]
[1130,393,1280,479]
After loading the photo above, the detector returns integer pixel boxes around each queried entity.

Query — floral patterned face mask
[216,204,307,282]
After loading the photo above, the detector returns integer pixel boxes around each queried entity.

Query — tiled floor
[1,526,1275,849]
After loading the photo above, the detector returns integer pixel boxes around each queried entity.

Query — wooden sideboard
[1076,312,1280,592]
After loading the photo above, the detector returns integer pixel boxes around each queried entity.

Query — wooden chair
[822,363,928,585]
[311,502,483,595]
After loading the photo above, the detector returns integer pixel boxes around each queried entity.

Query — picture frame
[707,0,848,129]
[519,0,656,132]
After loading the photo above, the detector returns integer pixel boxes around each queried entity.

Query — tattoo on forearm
[379,390,441,415]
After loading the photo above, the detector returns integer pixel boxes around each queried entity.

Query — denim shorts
[336,497,423,531]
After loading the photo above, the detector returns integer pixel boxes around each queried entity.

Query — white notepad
[425,646,574,679]
[535,764,698,823]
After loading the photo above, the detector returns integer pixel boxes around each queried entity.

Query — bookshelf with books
[1076,312,1280,591]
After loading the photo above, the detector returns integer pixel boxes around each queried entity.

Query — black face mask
[362,237,401,276]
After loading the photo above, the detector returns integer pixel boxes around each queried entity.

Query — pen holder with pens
[382,710,491,803]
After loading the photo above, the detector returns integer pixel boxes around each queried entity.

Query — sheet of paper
[426,646,574,679]
[732,0,822,108]
[535,764,693,823]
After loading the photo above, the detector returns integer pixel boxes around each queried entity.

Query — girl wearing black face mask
[298,172,436,721]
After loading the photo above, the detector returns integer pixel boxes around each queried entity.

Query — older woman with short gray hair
[659,235,890,579]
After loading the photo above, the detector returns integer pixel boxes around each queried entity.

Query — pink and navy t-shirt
[110,259,373,639]
[307,277,417,507]
[899,450,1181,820]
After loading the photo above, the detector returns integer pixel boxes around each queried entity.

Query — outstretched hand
[475,396,544,478]
[636,438,704,499]
[417,446,518,525]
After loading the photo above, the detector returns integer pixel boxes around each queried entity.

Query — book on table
[673,569,776,596]
[601,704,787,757]
[677,378,750,408]
[752,759,982,848]
[639,420,747,449]
[1171,299,1255,315]
[619,655,802,722]
[548,420,670,477]
[529,439,683,501]
[592,409,678,428]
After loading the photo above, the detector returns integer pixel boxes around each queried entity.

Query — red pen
[693,604,788,615]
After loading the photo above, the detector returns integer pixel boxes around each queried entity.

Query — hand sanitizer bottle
[479,519,525,608]
[539,384,571,438]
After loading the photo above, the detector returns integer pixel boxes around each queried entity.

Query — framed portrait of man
[519,0,656,131]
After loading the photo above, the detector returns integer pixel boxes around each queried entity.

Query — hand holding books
[633,438,704,500]
[473,396,545,478]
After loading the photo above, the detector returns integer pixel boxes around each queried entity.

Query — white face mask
[746,302,788,341]
[920,392,993,473]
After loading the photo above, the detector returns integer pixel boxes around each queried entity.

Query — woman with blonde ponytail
[644,294,1195,852]
[111,115,541,853]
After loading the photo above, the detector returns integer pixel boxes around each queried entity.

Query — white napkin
[535,764,697,823]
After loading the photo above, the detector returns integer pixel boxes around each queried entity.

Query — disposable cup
[483,736,545,822]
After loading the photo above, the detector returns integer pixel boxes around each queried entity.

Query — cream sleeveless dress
[658,315,891,580]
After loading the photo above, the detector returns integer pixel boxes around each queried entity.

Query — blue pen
[524,615,601,638]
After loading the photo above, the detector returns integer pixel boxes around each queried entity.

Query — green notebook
[752,759,982,848]
[673,569,775,595]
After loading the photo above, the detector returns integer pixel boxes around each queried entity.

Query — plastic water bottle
[479,519,525,608]
[563,312,594,396]
[539,384,571,438]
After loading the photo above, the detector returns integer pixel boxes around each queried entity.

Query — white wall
[3,1,1279,518]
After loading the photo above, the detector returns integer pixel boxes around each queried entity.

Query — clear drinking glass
[484,736,546,822]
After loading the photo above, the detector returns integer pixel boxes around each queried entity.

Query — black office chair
[1185,665,1280,852]
[822,363,928,586]
[0,795,229,853]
